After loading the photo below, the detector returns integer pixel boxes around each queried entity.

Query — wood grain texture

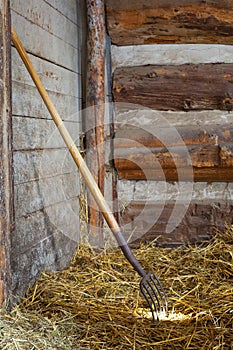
[113,63,233,111]
[121,201,233,247]
[86,0,106,242]
[12,81,81,122]
[44,0,79,24]
[0,0,13,307]
[13,149,78,185]
[11,0,79,47]
[115,144,219,169]
[12,116,80,151]
[14,174,80,218]
[116,167,233,181]
[106,0,233,46]
[111,44,233,71]
[11,0,82,301]
[11,10,79,72]
[114,125,233,181]
[115,124,233,148]
[12,48,80,98]
[11,208,78,301]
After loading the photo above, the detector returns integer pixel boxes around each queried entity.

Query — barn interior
[0,0,233,349]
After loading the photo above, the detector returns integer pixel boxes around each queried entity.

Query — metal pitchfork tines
[12,27,168,324]
[116,231,168,323]
[140,271,168,322]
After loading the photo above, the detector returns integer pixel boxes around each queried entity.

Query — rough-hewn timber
[86,0,106,245]
[113,64,233,111]
[116,167,233,182]
[121,201,233,247]
[0,0,13,307]
[106,0,233,46]
[114,124,233,181]
[115,125,233,148]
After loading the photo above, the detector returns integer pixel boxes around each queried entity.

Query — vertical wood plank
[85,0,106,246]
[0,0,13,307]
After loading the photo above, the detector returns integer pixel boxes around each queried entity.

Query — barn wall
[111,44,233,246]
[11,0,84,300]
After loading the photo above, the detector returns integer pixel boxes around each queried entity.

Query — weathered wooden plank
[115,144,220,170]
[12,48,80,98]
[44,0,79,24]
[11,0,79,48]
[115,124,233,148]
[0,0,13,307]
[113,64,233,111]
[12,81,81,122]
[117,167,233,182]
[114,123,233,181]
[11,202,79,300]
[14,173,80,218]
[11,12,79,72]
[12,116,80,151]
[13,149,78,185]
[106,0,233,46]
[121,201,233,247]
[11,0,82,302]
[11,198,80,255]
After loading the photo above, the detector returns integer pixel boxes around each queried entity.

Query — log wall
[112,61,233,182]
[107,1,233,246]
[11,0,84,300]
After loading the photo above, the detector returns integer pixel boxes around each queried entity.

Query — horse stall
[0,0,233,349]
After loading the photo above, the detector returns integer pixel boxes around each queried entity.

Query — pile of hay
[1,227,233,349]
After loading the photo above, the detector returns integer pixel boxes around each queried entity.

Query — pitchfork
[11,27,168,323]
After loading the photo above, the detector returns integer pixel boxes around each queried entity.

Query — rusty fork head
[140,271,168,323]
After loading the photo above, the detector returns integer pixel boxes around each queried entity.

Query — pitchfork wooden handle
[11,27,118,231]
[12,27,169,322]
[11,26,146,277]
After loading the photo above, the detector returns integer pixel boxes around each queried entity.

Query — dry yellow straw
[13,226,233,349]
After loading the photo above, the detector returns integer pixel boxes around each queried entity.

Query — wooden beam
[106,0,233,46]
[115,124,233,148]
[113,64,233,111]
[115,144,220,170]
[116,167,233,182]
[115,144,233,182]
[114,124,233,181]
[0,0,13,307]
[86,0,106,245]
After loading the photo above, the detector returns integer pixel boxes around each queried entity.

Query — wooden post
[0,0,13,307]
[85,0,106,245]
